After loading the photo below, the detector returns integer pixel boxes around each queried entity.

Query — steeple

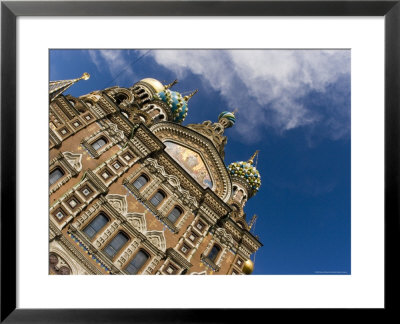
[164,79,178,90]
[248,214,257,230]
[248,150,259,165]
[49,72,90,102]
[183,89,198,102]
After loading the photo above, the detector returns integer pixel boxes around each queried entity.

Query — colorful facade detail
[49,75,262,276]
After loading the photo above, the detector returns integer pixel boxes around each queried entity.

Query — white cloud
[87,50,135,85]
[146,49,350,142]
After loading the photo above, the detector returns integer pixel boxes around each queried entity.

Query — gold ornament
[242,259,254,275]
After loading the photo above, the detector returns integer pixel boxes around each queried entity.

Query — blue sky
[50,49,351,275]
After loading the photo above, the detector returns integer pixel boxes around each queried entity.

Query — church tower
[49,75,263,275]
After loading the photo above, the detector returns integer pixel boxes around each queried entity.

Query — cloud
[146,50,350,143]
[87,50,135,85]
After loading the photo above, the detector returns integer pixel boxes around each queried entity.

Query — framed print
[1,0,399,322]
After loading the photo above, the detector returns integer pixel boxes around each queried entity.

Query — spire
[164,79,178,90]
[49,72,90,102]
[249,214,257,230]
[183,89,198,102]
[247,150,259,165]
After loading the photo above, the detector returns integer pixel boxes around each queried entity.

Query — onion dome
[140,78,165,93]
[140,78,178,93]
[218,111,236,128]
[242,259,254,275]
[227,151,261,196]
[154,89,198,123]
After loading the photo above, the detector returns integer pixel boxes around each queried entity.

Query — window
[124,153,132,161]
[53,208,65,220]
[150,191,165,207]
[196,221,205,232]
[207,245,221,262]
[125,250,149,275]
[132,174,148,190]
[180,243,190,255]
[92,137,107,150]
[103,232,129,259]
[81,186,92,197]
[49,167,64,185]
[83,213,109,239]
[165,263,178,275]
[68,198,78,208]
[112,161,121,170]
[101,170,111,180]
[167,207,182,224]
[188,232,198,243]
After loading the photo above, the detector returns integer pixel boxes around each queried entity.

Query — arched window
[49,167,64,185]
[92,137,107,150]
[150,191,165,207]
[148,108,161,118]
[133,174,149,190]
[125,250,150,275]
[83,212,109,239]
[167,206,182,224]
[152,114,165,123]
[114,93,128,106]
[103,232,129,259]
[207,244,221,262]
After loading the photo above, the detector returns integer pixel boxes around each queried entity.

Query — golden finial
[184,89,198,102]
[248,150,259,164]
[79,72,90,81]
[232,108,239,115]
[242,259,254,275]
[164,79,178,90]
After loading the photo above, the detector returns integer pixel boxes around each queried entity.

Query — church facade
[49,74,262,275]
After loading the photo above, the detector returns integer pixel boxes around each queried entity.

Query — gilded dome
[242,259,254,275]
[140,78,165,93]
[218,111,236,128]
[228,151,261,194]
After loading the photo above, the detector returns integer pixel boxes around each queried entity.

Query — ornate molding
[150,122,232,203]
[62,151,82,172]
[126,212,147,233]
[145,231,166,252]
[106,194,128,215]
[144,157,199,208]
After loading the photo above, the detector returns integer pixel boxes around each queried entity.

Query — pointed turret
[49,72,90,102]
[164,79,178,90]
[183,89,198,102]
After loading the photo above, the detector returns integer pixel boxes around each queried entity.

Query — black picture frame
[1,0,399,322]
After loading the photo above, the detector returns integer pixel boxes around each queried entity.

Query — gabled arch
[62,152,82,172]
[145,230,166,252]
[126,212,147,233]
[106,194,128,215]
[150,122,233,202]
